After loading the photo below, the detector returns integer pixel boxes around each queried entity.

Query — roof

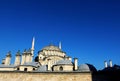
[102,64,120,71]
[21,62,40,67]
[0,65,16,68]
[54,60,72,65]
[35,65,47,72]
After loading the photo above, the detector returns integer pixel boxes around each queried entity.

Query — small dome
[78,64,97,72]
[35,65,47,72]
[42,45,61,51]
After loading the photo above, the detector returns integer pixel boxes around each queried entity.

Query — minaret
[59,42,61,49]
[31,37,35,57]
[14,50,21,65]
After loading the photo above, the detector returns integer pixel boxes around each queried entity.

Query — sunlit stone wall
[0,72,92,81]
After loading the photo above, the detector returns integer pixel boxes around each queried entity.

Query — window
[17,68,19,70]
[33,68,35,70]
[24,68,27,71]
[59,66,63,71]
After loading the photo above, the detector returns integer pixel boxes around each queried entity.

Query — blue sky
[0,0,120,70]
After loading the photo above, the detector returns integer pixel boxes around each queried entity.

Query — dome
[78,64,97,72]
[78,64,90,72]
[42,45,61,51]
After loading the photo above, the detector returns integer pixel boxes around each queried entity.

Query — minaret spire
[31,37,35,57]
[59,41,62,49]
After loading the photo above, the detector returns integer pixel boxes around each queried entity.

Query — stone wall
[0,71,92,81]
[53,65,73,71]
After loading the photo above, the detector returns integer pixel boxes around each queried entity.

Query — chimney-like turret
[109,60,112,67]
[14,50,21,65]
[21,49,27,65]
[5,51,11,65]
[2,59,5,64]
[26,49,32,63]
[104,61,108,68]
[68,57,72,61]
[74,58,78,70]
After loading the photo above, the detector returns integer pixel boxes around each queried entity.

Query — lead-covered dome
[38,44,66,58]
[78,64,97,72]
[42,45,61,51]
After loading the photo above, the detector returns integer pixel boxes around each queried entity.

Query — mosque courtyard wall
[0,71,92,81]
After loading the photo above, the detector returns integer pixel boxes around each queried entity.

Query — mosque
[0,37,96,72]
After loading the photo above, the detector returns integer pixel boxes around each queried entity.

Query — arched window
[59,66,63,71]
[24,68,27,71]
[17,68,19,70]
[33,68,35,70]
